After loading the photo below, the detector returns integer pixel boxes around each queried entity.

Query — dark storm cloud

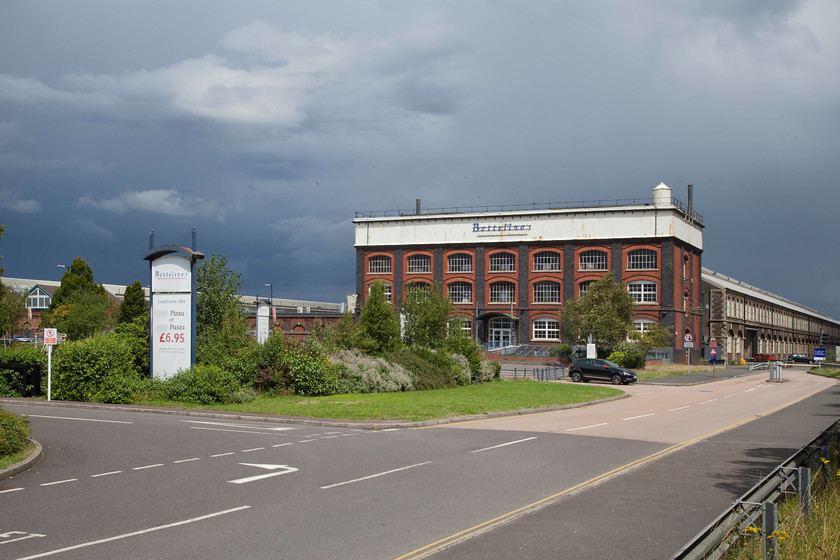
[1,1,838,317]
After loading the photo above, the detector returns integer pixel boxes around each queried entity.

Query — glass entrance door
[488,317,514,349]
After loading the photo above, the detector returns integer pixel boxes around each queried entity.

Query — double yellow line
[395,385,831,559]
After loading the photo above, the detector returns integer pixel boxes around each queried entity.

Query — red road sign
[710,337,717,348]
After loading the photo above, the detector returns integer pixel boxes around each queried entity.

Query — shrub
[0,409,30,456]
[112,315,150,376]
[608,341,646,369]
[549,343,573,359]
[53,333,142,402]
[251,333,339,396]
[386,346,458,390]
[331,349,414,393]
[162,364,254,404]
[0,346,48,397]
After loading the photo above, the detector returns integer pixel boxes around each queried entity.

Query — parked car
[788,354,811,364]
[569,358,637,385]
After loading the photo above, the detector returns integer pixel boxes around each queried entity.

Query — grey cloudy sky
[1,1,838,316]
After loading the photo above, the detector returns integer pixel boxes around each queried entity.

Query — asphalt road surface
[1,368,837,559]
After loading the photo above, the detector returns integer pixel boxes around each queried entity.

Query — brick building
[354,183,705,360]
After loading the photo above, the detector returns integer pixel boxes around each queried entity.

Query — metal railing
[509,366,566,381]
[670,419,840,560]
[356,196,703,225]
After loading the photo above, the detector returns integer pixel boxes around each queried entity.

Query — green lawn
[136,380,623,422]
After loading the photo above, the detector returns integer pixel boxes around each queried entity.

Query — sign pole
[47,344,52,401]
[44,327,57,400]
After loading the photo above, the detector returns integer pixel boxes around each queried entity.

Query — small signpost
[44,328,57,401]
[814,347,826,370]
[684,333,694,375]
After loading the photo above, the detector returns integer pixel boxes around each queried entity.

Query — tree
[0,225,27,338]
[628,323,673,359]
[40,256,114,340]
[117,280,148,325]
[402,282,452,348]
[561,274,636,348]
[355,281,401,354]
[195,253,250,364]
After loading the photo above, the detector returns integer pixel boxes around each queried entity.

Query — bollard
[762,501,778,560]
[798,466,811,516]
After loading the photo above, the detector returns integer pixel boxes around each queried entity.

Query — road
[1,368,837,559]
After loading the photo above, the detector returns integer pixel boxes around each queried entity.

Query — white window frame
[368,255,391,274]
[628,281,657,304]
[407,254,431,273]
[579,280,594,296]
[489,281,515,303]
[448,282,472,304]
[579,250,607,271]
[532,281,560,304]
[533,251,561,272]
[627,249,657,270]
[447,253,472,273]
[633,319,656,333]
[489,252,516,272]
[533,319,560,340]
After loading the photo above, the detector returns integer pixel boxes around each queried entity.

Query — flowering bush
[330,349,414,393]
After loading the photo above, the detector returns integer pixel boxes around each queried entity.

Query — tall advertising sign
[256,300,270,344]
[151,256,191,378]
[144,232,204,379]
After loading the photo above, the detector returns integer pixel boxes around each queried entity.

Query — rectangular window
[628,282,657,303]
[533,319,560,340]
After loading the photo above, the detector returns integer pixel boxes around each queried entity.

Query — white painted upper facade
[355,183,703,250]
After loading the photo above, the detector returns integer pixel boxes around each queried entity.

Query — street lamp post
[265,283,273,325]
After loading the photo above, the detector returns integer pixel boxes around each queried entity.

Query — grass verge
[134,380,623,422]
[723,459,840,559]
[0,440,35,471]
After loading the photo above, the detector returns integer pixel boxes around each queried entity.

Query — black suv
[569,358,637,385]
[788,354,811,364]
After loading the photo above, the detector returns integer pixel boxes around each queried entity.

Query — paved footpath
[427,376,840,559]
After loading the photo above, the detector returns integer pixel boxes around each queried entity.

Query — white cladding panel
[355,208,702,249]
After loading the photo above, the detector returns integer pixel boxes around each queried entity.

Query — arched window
[533,251,561,271]
[448,282,472,304]
[407,254,431,273]
[633,319,656,333]
[579,280,595,296]
[489,252,516,272]
[368,255,391,274]
[406,282,430,302]
[489,281,515,303]
[533,319,560,340]
[369,282,392,302]
[628,281,657,304]
[579,250,607,271]
[627,249,657,270]
[447,253,472,273]
[533,281,561,303]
